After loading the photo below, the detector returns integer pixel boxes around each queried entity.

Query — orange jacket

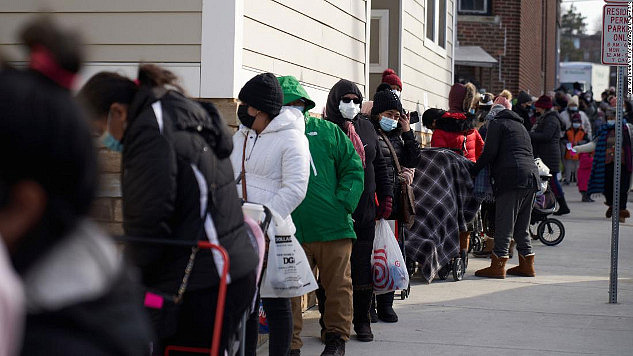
[564,128,587,160]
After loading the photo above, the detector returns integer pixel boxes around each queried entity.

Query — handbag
[144,246,198,339]
[379,131,416,228]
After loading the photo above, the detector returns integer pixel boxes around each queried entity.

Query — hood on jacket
[448,82,477,113]
[258,106,306,135]
[435,111,477,133]
[325,79,363,127]
[495,108,524,124]
[277,76,316,114]
[128,88,235,159]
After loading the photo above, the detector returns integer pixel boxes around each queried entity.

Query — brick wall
[458,0,560,96]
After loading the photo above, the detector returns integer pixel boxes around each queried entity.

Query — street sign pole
[609,65,624,304]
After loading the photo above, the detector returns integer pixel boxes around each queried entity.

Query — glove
[376,196,393,219]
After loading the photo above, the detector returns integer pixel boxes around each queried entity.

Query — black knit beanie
[238,72,283,118]
[371,90,402,116]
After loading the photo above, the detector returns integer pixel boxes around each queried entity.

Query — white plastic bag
[259,212,317,298]
[372,219,409,295]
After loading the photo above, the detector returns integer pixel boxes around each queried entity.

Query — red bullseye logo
[372,247,394,291]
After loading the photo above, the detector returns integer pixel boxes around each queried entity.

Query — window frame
[424,0,448,57]
[370,9,390,73]
[457,0,490,16]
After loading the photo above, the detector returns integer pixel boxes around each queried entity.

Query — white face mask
[572,123,581,129]
[338,100,360,120]
[391,89,401,98]
[607,120,616,126]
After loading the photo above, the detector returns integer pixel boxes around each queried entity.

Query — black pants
[162,271,256,355]
[604,163,632,210]
[244,296,292,356]
[350,222,376,288]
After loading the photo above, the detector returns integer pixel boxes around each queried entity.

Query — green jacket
[278,76,364,243]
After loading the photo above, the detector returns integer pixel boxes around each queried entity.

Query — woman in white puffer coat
[230,72,309,356]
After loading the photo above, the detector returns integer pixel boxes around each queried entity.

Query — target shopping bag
[372,219,409,295]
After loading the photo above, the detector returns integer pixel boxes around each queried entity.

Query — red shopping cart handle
[113,236,229,356]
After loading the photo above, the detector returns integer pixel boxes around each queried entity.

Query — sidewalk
[260,186,633,355]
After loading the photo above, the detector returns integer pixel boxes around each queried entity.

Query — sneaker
[321,333,345,356]
[289,349,301,356]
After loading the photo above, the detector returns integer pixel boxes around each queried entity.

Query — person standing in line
[574,109,633,223]
[278,76,364,356]
[561,113,588,185]
[323,79,393,343]
[368,89,421,323]
[513,91,534,132]
[560,95,592,140]
[531,95,571,216]
[230,73,310,356]
[470,108,540,279]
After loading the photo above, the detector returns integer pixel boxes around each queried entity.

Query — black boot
[352,288,374,342]
[376,292,398,322]
[316,281,326,342]
[553,196,570,215]
[369,294,378,323]
[581,192,594,202]
[321,333,345,356]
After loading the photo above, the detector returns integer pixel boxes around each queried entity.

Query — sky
[561,0,610,35]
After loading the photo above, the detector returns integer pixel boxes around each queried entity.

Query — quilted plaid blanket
[405,148,480,283]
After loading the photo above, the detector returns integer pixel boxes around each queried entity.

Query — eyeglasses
[341,97,362,105]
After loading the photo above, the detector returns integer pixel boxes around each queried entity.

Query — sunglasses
[341,97,362,105]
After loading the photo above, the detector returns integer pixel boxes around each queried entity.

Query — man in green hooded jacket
[278,76,364,356]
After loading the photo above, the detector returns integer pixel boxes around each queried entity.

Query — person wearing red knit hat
[381,69,403,98]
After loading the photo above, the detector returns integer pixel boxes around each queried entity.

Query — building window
[370,9,390,73]
[458,0,489,15]
[425,0,447,52]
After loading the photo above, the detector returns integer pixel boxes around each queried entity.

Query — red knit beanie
[494,96,512,110]
[381,69,402,90]
[535,95,553,109]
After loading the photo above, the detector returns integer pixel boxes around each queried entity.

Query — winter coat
[375,125,422,220]
[20,220,152,355]
[471,109,539,193]
[121,88,258,293]
[562,128,588,160]
[230,106,310,232]
[324,79,393,227]
[431,112,484,162]
[560,109,592,139]
[513,104,533,132]
[292,116,365,243]
[530,110,563,173]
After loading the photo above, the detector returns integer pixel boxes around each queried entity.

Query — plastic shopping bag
[259,212,317,298]
[372,219,409,295]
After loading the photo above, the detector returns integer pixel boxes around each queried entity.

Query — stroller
[529,161,565,246]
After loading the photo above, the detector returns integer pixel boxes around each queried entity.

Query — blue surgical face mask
[572,123,581,129]
[100,112,123,152]
[568,106,578,112]
[607,119,616,126]
[379,116,398,132]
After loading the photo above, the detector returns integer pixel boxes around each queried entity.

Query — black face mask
[534,111,542,118]
[237,104,256,128]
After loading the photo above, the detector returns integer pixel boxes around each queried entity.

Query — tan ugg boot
[619,210,630,223]
[506,254,535,277]
[474,253,508,279]
[459,231,470,251]
[473,236,494,258]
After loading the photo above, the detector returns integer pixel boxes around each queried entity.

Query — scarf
[344,120,366,168]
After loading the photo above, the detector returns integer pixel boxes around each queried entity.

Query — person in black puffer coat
[471,109,540,279]
[368,89,421,324]
[530,95,570,215]
[324,79,393,343]
[78,65,258,354]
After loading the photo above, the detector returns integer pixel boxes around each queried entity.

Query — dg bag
[259,212,318,298]
[372,219,409,295]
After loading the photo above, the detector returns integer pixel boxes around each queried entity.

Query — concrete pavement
[259,186,633,355]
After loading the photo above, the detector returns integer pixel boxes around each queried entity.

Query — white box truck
[559,62,610,101]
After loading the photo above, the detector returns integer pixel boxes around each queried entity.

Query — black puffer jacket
[325,80,393,228]
[530,110,563,173]
[471,109,539,193]
[122,88,258,292]
[375,126,421,219]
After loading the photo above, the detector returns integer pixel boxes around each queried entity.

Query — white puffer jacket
[230,107,310,232]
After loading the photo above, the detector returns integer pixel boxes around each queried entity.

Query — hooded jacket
[325,79,393,227]
[431,112,484,162]
[471,109,539,193]
[530,110,563,173]
[122,88,258,293]
[230,106,310,233]
[278,76,365,243]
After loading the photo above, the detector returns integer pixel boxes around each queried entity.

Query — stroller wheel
[453,257,464,281]
[471,234,483,252]
[437,265,450,280]
[538,218,565,246]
